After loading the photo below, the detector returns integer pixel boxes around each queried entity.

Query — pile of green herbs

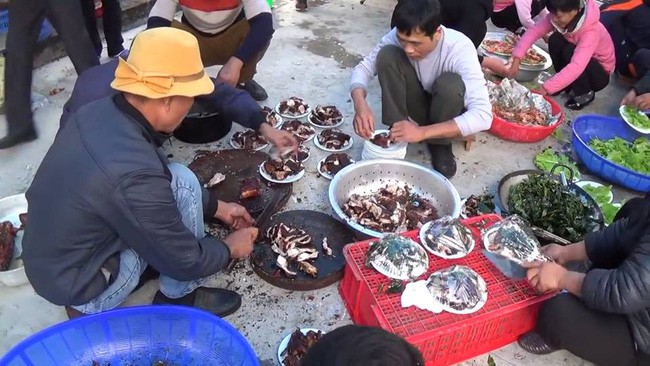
[622,106,650,129]
[589,137,650,175]
[534,148,581,180]
[508,174,593,242]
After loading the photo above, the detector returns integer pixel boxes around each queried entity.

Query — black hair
[300,325,424,366]
[391,0,442,38]
[547,0,582,13]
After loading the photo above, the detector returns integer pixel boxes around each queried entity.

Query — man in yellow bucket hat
[22,27,259,318]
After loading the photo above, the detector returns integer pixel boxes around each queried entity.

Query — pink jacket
[493,0,549,29]
[513,0,616,94]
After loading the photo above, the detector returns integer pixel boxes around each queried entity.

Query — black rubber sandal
[517,332,558,355]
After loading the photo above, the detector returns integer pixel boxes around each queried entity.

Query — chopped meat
[279,97,309,116]
[0,221,17,271]
[312,105,343,126]
[281,120,315,142]
[262,106,281,127]
[317,129,351,150]
[239,177,262,199]
[263,155,304,181]
[320,153,353,176]
[370,132,392,148]
[205,172,226,188]
[232,129,268,150]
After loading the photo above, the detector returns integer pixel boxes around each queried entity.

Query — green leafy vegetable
[622,105,650,129]
[551,128,568,142]
[589,137,650,175]
[487,355,496,366]
[508,174,594,242]
[581,184,612,206]
[600,202,622,226]
[534,148,581,181]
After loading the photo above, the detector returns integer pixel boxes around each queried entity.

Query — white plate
[281,122,316,143]
[575,181,614,204]
[314,132,353,152]
[307,112,344,129]
[365,130,408,152]
[275,103,312,120]
[229,131,269,151]
[317,156,356,180]
[296,146,311,163]
[0,194,29,288]
[259,162,305,184]
[269,114,284,129]
[418,220,475,260]
[440,270,488,315]
[277,328,325,366]
[369,237,429,280]
[619,105,650,134]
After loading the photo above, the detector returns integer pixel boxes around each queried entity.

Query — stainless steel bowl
[328,159,461,238]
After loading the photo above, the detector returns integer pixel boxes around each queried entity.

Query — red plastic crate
[339,214,554,366]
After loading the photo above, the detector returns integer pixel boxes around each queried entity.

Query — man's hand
[391,120,425,143]
[635,93,650,110]
[215,201,254,229]
[541,244,569,265]
[259,123,298,152]
[621,89,637,106]
[353,102,375,139]
[223,227,258,259]
[523,261,568,293]
[505,58,521,79]
[217,57,244,86]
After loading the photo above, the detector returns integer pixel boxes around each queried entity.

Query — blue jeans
[73,163,215,314]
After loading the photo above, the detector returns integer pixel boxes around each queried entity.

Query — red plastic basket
[339,214,554,366]
[489,93,564,143]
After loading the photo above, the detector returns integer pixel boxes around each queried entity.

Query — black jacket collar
[113,93,171,147]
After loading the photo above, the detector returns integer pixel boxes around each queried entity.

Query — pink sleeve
[515,0,535,29]
[513,16,553,58]
[543,30,600,94]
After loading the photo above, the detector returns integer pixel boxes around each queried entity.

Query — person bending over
[507,0,615,110]
[352,0,492,178]
[492,0,549,34]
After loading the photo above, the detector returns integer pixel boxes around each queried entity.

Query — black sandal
[517,332,558,355]
[295,0,308,11]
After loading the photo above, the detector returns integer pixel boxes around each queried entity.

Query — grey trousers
[377,45,465,145]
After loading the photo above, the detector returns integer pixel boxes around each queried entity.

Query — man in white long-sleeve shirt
[350,0,492,177]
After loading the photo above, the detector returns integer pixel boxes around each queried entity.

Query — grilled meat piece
[263,156,304,181]
[279,97,309,116]
[0,221,17,271]
[262,106,281,127]
[320,153,353,175]
[232,129,268,150]
[317,129,351,150]
[312,105,342,126]
[370,132,392,148]
[281,120,315,142]
[239,177,262,199]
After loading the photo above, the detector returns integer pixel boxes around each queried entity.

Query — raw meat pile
[281,120,315,142]
[281,329,324,366]
[0,214,26,272]
[370,132,392,148]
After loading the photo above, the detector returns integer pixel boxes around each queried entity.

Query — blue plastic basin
[0,306,259,366]
[572,114,650,192]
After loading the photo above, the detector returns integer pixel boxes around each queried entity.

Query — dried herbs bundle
[508,174,592,242]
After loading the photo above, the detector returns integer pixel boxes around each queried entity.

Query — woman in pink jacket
[507,0,616,110]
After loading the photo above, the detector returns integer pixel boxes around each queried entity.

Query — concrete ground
[0,0,642,365]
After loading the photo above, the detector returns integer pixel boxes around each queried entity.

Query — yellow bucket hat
[111,27,214,99]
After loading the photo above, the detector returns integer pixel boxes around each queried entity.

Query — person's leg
[45,0,100,74]
[101,0,125,57]
[70,248,146,315]
[425,72,465,177]
[153,163,241,316]
[527,294,638,366]
[548,32,571,73]
[613,197,647,222]
[172,19,268,101]
[0,0,43,149]
[491,5,523,34]
[564,57,609,109]
[376,45,430,127]
[79,0,102,57]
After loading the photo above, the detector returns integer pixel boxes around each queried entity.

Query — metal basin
[328,159,461,238]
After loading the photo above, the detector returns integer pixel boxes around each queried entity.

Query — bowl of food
[480,32,552,82]
[0,194,28,288]
[488,79,564,143]
[329,159,461,238]
[276,96,311,119]
[308,105,344,128]
[572,114,650,192]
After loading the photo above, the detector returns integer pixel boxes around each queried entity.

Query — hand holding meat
[259,123,298,153]
[215,201,254,229]
[523,261,567,293]
[224,227,258,259]
[391,120,423,143]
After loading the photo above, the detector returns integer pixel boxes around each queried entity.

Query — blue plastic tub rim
[0,305,260,366]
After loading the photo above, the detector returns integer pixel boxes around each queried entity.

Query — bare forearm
[351,88,367,110]
[566,241,588,262]
[560,271,585,297]
[420,120,462,140]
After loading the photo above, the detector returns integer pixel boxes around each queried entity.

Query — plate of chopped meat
[259,156,305,183]
[262,106,283,128]
[281,119,316,142]
[276,97,311,119]
[308,105,344,128]
[277,328,325,366]
[0,194,28,287]
[314,128,353,152]
[230,129,269,151]
[318,153,355,180]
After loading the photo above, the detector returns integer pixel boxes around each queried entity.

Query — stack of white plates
[361,130,408,160]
